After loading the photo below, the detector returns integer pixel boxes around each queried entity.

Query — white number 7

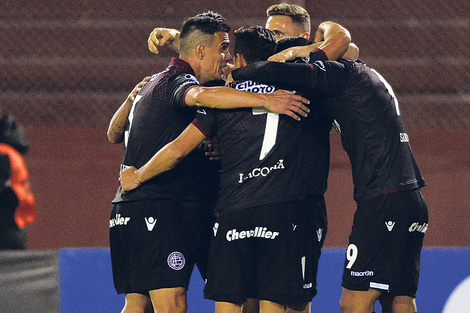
[252,108,279,160]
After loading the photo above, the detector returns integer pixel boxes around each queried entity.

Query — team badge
[167,251,185,270]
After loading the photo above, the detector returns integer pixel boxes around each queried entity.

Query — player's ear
[195,44,205,60]
[234,53,247,68]
[300,32,310,40]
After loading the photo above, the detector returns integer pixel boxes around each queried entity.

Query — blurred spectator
[0,113,36,250]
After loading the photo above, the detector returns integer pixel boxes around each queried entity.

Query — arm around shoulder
[184,85,310,121]
[107,76,151,144]
[314,21,352,60]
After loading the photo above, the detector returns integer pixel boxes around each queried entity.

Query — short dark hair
[275,36,312,63]
[275,36,312,54]
[266,3,310,33]
[180,11,230,39]
[234,26,276,64]
[179,11,230,56]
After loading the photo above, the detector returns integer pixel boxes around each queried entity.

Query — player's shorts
[204,198,326,304]
[109,199,214,294]
[342,188,428,297]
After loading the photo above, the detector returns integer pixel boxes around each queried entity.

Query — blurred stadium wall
[0,0,468,249]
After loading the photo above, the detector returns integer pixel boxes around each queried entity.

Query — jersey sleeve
[192,108,217,138]
[167,73,200,108]
[231,61,314,90]
[308,59,349,96]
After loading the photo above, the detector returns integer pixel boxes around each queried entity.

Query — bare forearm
[135,123,206,184]
[108,76,150,143]
[107,98,132,144]
[171,33,180,53]
[135,143,185,184]
[119,124,206,192]
[315,21,351,60]
[119,145,184,192]
[186,86,269,109]
[186,86,309,121]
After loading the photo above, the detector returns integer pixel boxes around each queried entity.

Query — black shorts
[342,189,428,297]
[204,198,326,304]
[109,199,214,294]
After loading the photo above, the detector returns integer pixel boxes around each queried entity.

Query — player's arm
[119,123,206,192]
[233,52,349,97]
[269,21,357,62]
[107,76,151,144]
[184,85,309,121]
[148,28,180,54]
[169,73,309,120]
[314,21,359,60]
[309,59,349,96]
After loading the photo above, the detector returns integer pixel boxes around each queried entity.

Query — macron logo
[316,228,324,242]
[385,221,395,232]
[145,217,157,231]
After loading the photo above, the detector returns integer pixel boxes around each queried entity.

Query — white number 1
[124,95,142,148]
[252,108,279,160]
[371,69,401,116]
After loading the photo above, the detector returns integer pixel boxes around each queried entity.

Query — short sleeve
[167,73,200,107]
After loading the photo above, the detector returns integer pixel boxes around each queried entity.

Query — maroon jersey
[192,79,331,215]
[112,57,219,207]
[232,56,425,205]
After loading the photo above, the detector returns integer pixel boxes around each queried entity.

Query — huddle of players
[109,3,428,313]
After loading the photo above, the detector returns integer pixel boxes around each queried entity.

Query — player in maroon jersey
[119,26,351,313]
[232,37,428,313]
[107,12,309,313]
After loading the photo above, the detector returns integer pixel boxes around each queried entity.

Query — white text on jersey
[238,159,285,183]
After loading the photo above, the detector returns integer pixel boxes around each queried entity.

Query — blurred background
[0,0,469,250]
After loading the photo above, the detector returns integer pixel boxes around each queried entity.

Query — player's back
[327,60,425,204]
[195,79,328,214]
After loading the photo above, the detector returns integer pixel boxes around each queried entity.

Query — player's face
[266,15,304,41]
[200,32,232,83]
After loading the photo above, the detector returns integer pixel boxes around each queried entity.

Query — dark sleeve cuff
[191,118,211,137]
[311,47,328,61]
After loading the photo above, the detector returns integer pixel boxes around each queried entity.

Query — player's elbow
[107,131,124,144]
[335,30,352,50]
[346,43,359,59]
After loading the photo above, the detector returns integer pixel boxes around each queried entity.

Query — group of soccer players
[108,3,428,313]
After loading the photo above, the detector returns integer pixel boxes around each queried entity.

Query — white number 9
[346,244,358,269]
